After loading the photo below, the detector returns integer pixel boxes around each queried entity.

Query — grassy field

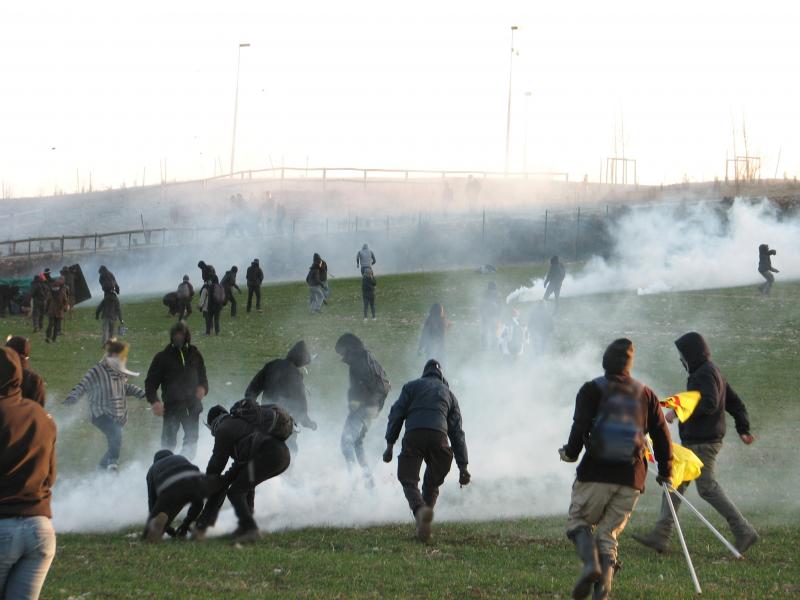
[4,263,799,598]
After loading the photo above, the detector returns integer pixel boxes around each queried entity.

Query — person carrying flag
[634,332,759,555]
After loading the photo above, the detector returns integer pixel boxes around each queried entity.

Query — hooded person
[356,243,376,274]
[361,267,377,320]
[199,276,224,336]
[143,450,221,543]
[418,304,449,365]
[197,261,219,285]
[144,322,209,459]
[0,347,57,599]
[306,255,325,313]
[244,341,317,454]
[757,244,779,295]
[558,338,672,600]
[43,277,69,343]
[220,266,241,317]
[336,334,390,481]
[245,259,264,313]
[98,265,120,295]
[176,275,194,321]
[543,256,566,304]
[383,359,469,543]
[192,404,291,543]
[63,340,146,471]
[30,274,48,333]
[634,332,759,556]
[5,336,46,406]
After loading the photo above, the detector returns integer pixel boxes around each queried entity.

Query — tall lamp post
[504,26,518,175]
[230,42,251,176]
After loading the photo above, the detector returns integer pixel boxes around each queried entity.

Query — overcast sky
[1,1,798,196]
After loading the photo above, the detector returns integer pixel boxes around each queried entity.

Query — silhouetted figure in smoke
[383,359,469,543]
[44,277,68,343]
[543,256,566,305]
[30,274,48,332]
[757,244,779,295]
[418,304,449,366]
[199,278,224,336]
[336,334,390,482]
[197,261,218,285]
[499,309,529,358]
[176,275,194,321]
[361,268,377,320]
[245,259,264,313]
[220,266,240,317]
[98,265,120,295]
[479,281,502,350]
[306,255,325,313]
[96,291,124,345]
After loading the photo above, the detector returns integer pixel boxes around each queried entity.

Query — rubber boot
[570,527,601,599]
[415,506,434,543]
[592,554,616,600]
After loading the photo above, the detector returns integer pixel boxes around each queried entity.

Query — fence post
[60,237,64,259]
[355,216,359,232]
[544,210,548,255]
[482,209,486,243]
[94,234,98,253]
[575,207,581,260]
[128,232,132,249]
[162,229,166,247]
[28,239,31,258]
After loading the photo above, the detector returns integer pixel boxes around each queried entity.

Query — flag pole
[662,482,702,594]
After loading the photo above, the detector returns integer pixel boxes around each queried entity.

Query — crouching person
[383,359,469,543]
[143,450,221,542]
[558,339,672,600]
[192,401,292,543]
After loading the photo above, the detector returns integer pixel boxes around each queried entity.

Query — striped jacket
[64,359,145,425]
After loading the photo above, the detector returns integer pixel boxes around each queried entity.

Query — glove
[656,475,673,488]
[558,446,577,463]
[459,469,471,486]
[382,445,393,463]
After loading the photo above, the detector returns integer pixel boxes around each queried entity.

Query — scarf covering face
[103,355,140,377]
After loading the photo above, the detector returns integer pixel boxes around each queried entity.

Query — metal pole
[575,207,581,259]
[663,483,702,594]
[543,210,548,254]
[523,91,531,173]
[230,43,250,176]
[504,26,518,175]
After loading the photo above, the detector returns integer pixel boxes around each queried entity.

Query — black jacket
[96,293,123,322]
[675,332,751,444]
[544,261,566,286]
[336,334,387,407]
[205,414,257,483]
[99,267,120,295]
[385,362,468,469]
[244,341,313,427]
[198,261,219,285]
[758,245,777,272]
[146,452,201,511]
[246,263,264,287]
[306,265,322,287]
[563,339,672,492]
[220,270,240,293]
[145,332,208,414]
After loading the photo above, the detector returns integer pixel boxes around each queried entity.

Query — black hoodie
[144,322,209,413]
[99,266,120,295]
[385,360,468,469]
[244,341,314,427]
[564,339,672,492]
[336,334,387,407]
[758,244,777,272]
[674,332,751,444]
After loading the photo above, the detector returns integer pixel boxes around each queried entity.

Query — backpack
[177,282,191,300]
[230,399,295,441]
[585,377,645,465]
[210,282,226,306]
[364,351,391,409]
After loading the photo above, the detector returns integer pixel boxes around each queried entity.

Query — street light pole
[523,91,532,173]
[230,42,250,176]
[504,26,518,175]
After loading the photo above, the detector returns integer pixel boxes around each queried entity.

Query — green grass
[5,263,799,598]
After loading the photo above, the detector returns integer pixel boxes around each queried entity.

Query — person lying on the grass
[143,450,222,543]
[62,340,146,472]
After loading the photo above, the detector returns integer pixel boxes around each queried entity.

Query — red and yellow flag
[660,391,701,423]
[645,440,704,489]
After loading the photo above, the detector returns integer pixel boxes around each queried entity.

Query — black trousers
[178,299,192,321]
[397,429,453,514]
[161,406,201,459]
[204,308,221,335]
[226,289,237,317]
[147,476,209,534]
[197,438,290,531]
[46,317,62,341]
[362,295,375,318]
[247,285,261,311]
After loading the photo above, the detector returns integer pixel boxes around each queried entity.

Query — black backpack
[585,377,645,465]
[230,399,295,441]
[210,282,226,306]
[364,351,391,409]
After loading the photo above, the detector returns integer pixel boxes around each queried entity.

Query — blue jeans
[92,415,124,468]
[0,516,56,599]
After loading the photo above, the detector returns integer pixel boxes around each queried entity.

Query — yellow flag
[645,440,704,488]
[660,391,701,422]
[670,443,704,488]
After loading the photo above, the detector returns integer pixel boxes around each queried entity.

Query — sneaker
[415,506,434,543]
[735,530,759,555]
[632,532,669,554]
[106,463,119,473]
[232,527,261,544]
[190,524,207,541]
[145,513,169,543]
[372,316,377,321]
